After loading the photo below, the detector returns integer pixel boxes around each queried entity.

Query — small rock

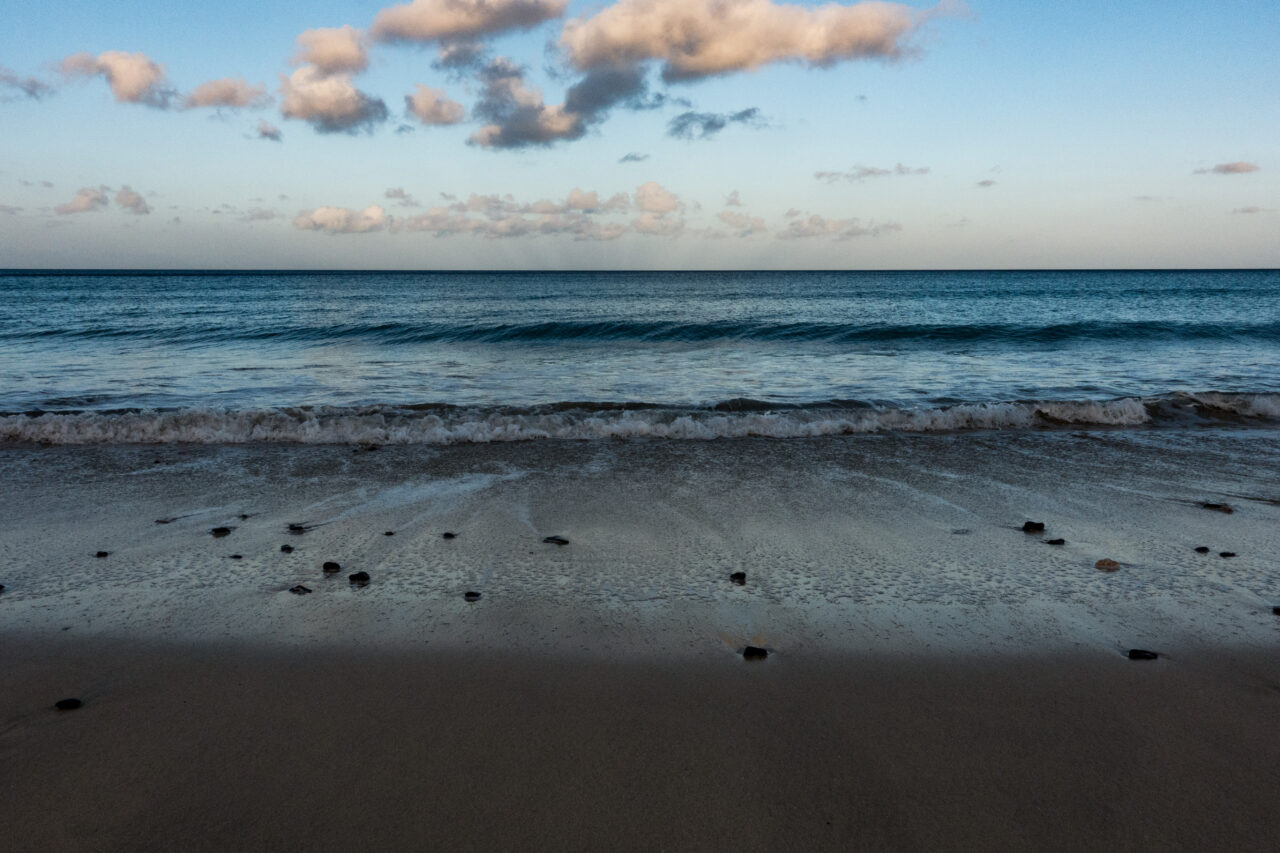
[742,646,769,661]
[349,571,370,586]
[1021,521,1046,533]
[287,523,309,534]
[95,551,110,558]
[543,535,570,546]
[951,528,971,535]
[1220,552,1237,558]
[1272,606,1280,616]
[54,698,83,711]
[229,554,242,560]
[1201,502,1234,514]
[239,513,251,520]
[1045,538,1066,546]
[288,585,312,595]
[155,517,176,524]
[322,561,341,573]
[0,584,5,594]
[280,545,294,553]
[211,527,232,538]
[730,571,746,585]
[1127,649,1159,660]
[1095,558,1120,571]
[1194,546,1210,553]
[464,591,482,602]
[384,531,395,536]
[442,532,457,540]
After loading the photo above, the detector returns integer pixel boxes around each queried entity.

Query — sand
[2,428,1280,849]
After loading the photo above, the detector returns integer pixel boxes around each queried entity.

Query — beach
[3,428,1279,850]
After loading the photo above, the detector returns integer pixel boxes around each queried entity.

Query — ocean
[2,268,1278,443]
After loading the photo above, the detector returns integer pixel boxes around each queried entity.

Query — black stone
[349,571,370,586]
[54,698,82,711]
[1127,649,1159,660]
[239,514,251,520]
[287,523,309,534]
[543,535,570,546]
[464,591,482,602]
[95,551,110,558]
[384,531,395,536]
[442,532,457,539]
[1194,546,1210,553]
[280,545,294,553]
[730,571,746,585]
[1045,538,1066,546]
[289,585,312,595]
[322,561,341,573]
[0,584,5,594]
[211,527,232,538]
[1021,521,1045,533]
[229,554,242,560]
[1272,607,1280,616]
[742,646,769,661]
[1201,502,1234,514]
[1220,552,1237,558]
[951,528,971,535]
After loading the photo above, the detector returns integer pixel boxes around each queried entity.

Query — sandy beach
[3,428,1280,850]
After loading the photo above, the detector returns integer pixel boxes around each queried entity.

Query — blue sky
[1,0,1276,269]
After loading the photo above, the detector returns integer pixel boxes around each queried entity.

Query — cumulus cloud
[280,66,388,133]
[1,66,54,100]
[815,163,929,182]
[115,185,150,215]
[467,58,582,148]
[294,26,369,75]
[294,205,391,234]
[257,119,283,141]
[630,181,683,235]
[405,84,465,125]
[561,0,958,81]
[385,187,421,207]
[717,210,767,236]
[776,212,900,240]
[668,107,764,140]
[185,77,270,109]
[60,51,172,107]
[55,187,109,215]
[372,0,568,43]
[1194,161,1260,175]
[634,181,679,213]
[619,152,648,163]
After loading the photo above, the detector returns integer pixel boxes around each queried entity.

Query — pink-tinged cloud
[185,77,270,109]
[60,51,171,107]
[294,205,390,234]
[55,187,110,215]
[717,210,768,236]
[405,84,465,125]
[1194,161,1260,175]
[776,212,900,240]
[561,0,957,81]
[294,26,369,75]
[280,66,388,133]
[634,181,680,213]
[372,0,568,43]
[257,119,283,141]
[115,186,150,215]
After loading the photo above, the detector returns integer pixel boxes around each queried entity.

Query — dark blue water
[2,269,1278,442]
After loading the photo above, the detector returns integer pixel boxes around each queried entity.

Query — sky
[1,0,1277,269]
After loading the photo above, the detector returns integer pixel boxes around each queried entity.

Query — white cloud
[294,26,369,75]
[115,185,150,215]
[776,212,900,240]
[55,187,109,215]
[717,210,767,236]
[185,77,270,109]
[60,51,171,107]
[815,163,929,182]
[405,84,465,125]
[1194,161,1260,175]
[280,66,388,133]
[294,205,391,234]
[634,181,679,213]
[372,0,568,43]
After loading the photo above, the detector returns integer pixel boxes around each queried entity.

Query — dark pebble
[211,527,232,538]
[322,561,341,573]
[287,523,308,534]
[464,591,482,602]
[95,551,110,558]
[442,532,457,539]
[1272,606,1280,616]
[349,571,370,586]
[288,585,312,595]
[1220,552,1236,558]
[280,545,294,553]
[742,646,769,661]
[1021,521,1045,533]
[54,698,83,711]
[1201,502,1234,514]
[951,528,971,535]
[1127,649,1159,660]
[543,535,570,546]
[384,531,395,536]
[730,571,746,585]
[1045,538,1066,546]
[239,514,251,520]
[0,584,5,594]
[1194,546,1210,553]
[229,554,242,560]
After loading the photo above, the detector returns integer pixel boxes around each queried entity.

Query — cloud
[372,0,568,43]
[294,26,369,75]
[1194,161,1260,175]
[815,163,929,182]
[717,210,767,236]
[634,181,679,213]
[256,119,283,141]
[467,58,583,148]
[0,205,22,215]
[433,41,487,72]
[668,108,764,140]
[115,185,150,215]
[1,66,54,100]
[777,212,900,240]
[385,187,421,207]
[561,0,959,81]
[724,190,742,207]
[55,187,109,215]
[976,179,996,187]
[60,51,172,107]
[280,66,388,133]
[631,181,683,235]
[405,84,465,125]
[20,179,55,188]
[1231,206,1270,215]
[618,152,648,163]
[185,77,270,109]
[242,208,279,221]
[294,205,390,234]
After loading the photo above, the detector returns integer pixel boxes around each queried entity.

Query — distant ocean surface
[2,269,1278,443]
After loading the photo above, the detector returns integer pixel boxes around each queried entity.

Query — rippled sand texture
[2,429,1278,657]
